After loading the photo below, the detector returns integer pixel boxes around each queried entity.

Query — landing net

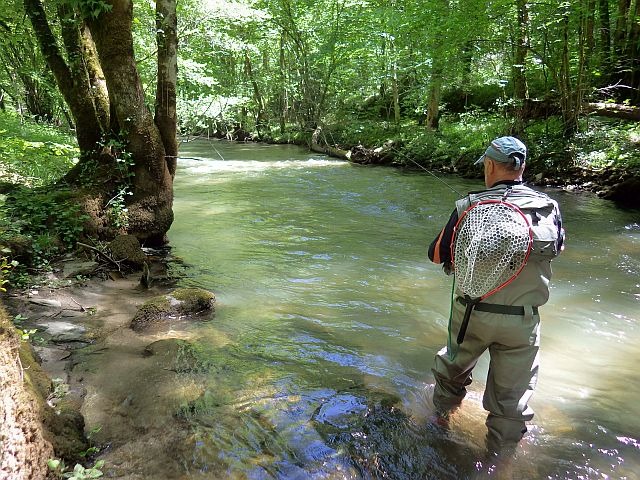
[452,200,532,299]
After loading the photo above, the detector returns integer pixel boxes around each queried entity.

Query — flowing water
[152,139,639,479]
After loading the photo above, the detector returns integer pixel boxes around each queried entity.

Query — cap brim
[474,155,485,165]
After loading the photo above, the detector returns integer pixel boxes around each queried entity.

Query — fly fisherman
[426,136,565,463]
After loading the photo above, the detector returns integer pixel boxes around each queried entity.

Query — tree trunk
[614,0,631,55]
[155,0,178,178]
[244,49,267,137]
[25,0,107,151]
[512,0,529,134]
[391,54,401,124]
[599,0,612,62]
[586,101,640,119]
[512,0,529,101]
[278,32,287,135]
[87,0,174,244]
[425,65,442,130]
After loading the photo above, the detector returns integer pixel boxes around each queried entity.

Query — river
[153,139,639,479]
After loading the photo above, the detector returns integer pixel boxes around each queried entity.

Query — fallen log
[585,102,640,121]
[311,126,352,160]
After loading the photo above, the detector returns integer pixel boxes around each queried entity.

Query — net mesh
[453,201,532,299]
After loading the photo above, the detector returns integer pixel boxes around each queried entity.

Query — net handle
[456,296,478,344]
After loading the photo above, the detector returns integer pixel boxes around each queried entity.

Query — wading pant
[431,298,540,455]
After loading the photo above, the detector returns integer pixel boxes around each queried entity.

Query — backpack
[455,185,564,260]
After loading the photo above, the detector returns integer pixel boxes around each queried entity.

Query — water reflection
[165,139,640,479]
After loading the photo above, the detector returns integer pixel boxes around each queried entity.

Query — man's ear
[485,158,495,175]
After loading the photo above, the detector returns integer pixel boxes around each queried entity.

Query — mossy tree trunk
[24,0,109,152]
[24,0,177,245]
[87,0,174,244]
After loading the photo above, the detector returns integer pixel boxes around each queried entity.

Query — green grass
[0,111,78,186]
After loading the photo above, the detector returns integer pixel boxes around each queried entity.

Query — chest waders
[448,185,563,354]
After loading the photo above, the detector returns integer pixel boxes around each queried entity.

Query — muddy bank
[1,304,55,480]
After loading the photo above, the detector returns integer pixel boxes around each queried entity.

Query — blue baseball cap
[475,136,527,167]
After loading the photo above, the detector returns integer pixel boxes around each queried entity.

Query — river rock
[29,298,62,308]
[599,176,640,208]
[130,287,215,332]
[108,234,147,268]
[143,338,214,373]
[61,260,99,278]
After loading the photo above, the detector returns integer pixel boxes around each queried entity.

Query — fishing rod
[389,147,464,197]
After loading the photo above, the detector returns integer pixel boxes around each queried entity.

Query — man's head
[476,136,526,187]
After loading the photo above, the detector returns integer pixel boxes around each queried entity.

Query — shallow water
[136,139,640,479]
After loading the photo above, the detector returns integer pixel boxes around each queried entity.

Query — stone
[108,234,147,267]
[130,287,215,332]
[62,260,99,278]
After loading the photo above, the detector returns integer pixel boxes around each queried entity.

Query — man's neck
[488,179,523,188]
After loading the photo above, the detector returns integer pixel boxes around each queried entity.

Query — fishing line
[177,134,227,162]
[389,147,464,197]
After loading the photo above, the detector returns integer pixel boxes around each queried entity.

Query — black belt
[456,297,538,316]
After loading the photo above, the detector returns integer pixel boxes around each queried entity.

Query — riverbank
[1,254,218,479]
[249,116,640,210]
[307,134,640,209]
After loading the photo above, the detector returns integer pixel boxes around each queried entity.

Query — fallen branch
[311,126,352,160]
[77,242,122,271]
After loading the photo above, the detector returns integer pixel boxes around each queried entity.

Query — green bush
[0,188,88,268]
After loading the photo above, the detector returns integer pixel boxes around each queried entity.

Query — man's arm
[556,206,565,253]
[428,209,458,273]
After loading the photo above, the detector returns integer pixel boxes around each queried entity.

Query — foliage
[0,112,78,186]
[0,187,88,267]
[0,254,18,291]
[0,0,66,119]
[97,133,135,229]
[67,0,113,19]
[48,459,105,479]
[573,120,640,169]
[1,0,638,182]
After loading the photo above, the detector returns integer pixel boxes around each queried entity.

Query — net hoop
[451,199,533,301]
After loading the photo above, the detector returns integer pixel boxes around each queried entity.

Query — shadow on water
[312,390,474,479]
[176,379,483,479]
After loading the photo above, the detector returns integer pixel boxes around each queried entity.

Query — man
[427,136,565,458]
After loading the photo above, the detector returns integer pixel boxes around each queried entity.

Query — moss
[130,296,172,332]
[176,389,222,420]
[144,338,215,374]
[171,288,216,314]
[108,234,147,267]
[131,288,215,332]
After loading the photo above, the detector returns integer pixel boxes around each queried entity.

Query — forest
[1,0,639,478]
[0,0,638,250]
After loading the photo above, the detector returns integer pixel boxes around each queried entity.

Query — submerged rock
[130,287,215,332]
[143,338,215,373]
